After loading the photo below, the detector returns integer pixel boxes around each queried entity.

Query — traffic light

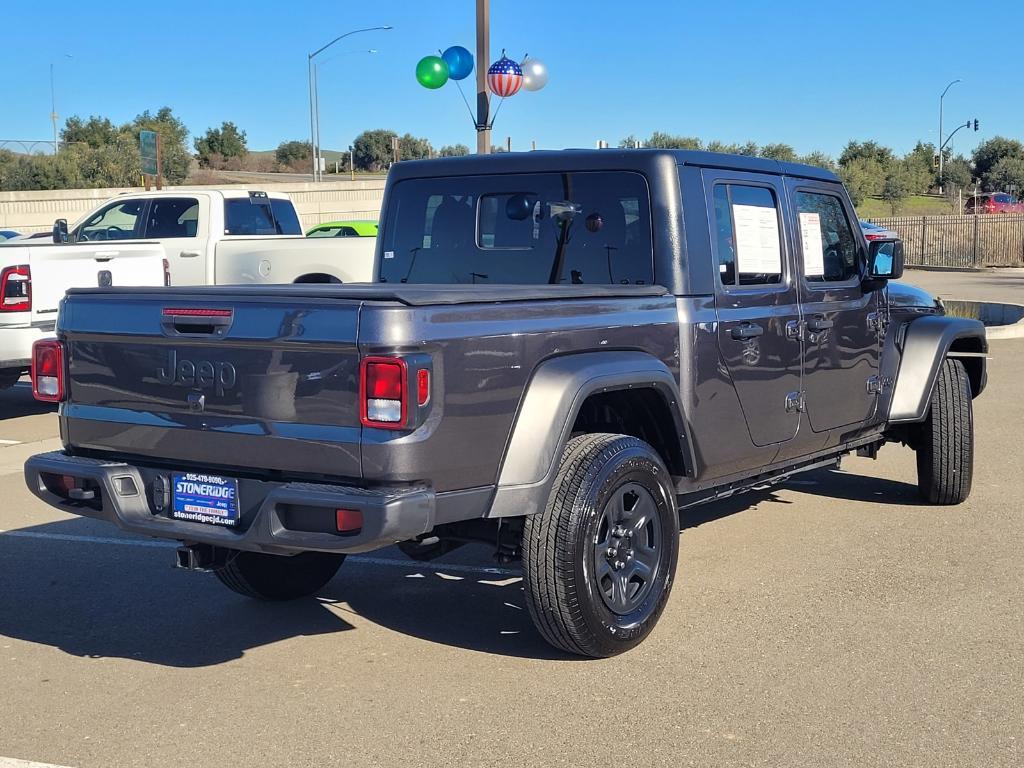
[933,153,940,169]
[973,119,980,131]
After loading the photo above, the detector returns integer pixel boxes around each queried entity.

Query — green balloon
[416,55,449,89]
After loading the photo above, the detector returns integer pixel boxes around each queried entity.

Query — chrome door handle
[180,250,201,258]
[806,316,834,332]
[731,323,764,340]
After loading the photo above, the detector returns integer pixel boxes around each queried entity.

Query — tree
[759,143,797,162]
[973,137,1024,191]
[618,134,643,149]
[798,151,837,173]
[275,140,312,168]
[352,129,398,171]
[645,132,702,150]
[128,107,191,184]
[194,122,248,169]
[903,141,938,194]
[438,144,470,157]
[882,166,911,214]
[986,155,1024,195]
[839,140,896,169]
[943,155,973,189]
[398,133,432,161]
[841,157,886,206]
[61,116,119,149]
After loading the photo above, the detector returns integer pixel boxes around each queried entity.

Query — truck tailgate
[30,243,165,323]
[59,292,363,479]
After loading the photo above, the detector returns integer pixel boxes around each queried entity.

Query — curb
[942,299,1024,340]
[906,265,993,273]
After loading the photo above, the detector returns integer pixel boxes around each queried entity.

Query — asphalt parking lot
[0,316,1021,766]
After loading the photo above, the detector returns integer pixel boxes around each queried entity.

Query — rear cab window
[378,171,654,285]
[223,196,302,235]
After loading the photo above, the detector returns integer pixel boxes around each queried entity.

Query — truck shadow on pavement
[0,468,920,665]
[0,381,55,419]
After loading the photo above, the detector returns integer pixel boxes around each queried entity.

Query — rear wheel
[915,358,974,504]
[215,550,345,600]
[522,433,679,658]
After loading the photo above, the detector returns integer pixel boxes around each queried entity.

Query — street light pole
[938,78,962,193]
[307,25,391,182]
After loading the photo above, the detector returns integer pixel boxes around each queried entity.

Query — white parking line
[0,529,519,577]
[0,439,21,446]
[0,758,75,768]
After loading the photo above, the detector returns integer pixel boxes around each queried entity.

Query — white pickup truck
[55,188,375,286]
[0,241,166,388]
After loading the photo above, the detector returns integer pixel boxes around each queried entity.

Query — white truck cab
[63,188,375,286]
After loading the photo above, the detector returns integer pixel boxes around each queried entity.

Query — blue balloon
[442,46,474,81]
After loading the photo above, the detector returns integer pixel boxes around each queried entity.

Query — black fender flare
[488,351,692,517]
[888,315,987,423]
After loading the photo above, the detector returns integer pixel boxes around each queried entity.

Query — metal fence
[868,214,1024,268]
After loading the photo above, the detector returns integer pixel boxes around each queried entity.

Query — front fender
[488,351,689,517]
[888,315,987,423]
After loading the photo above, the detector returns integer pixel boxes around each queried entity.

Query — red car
[964,193,1024,214]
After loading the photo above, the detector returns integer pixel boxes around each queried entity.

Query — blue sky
[0,1,1019,158]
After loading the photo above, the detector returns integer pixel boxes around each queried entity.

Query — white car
[0,240,166,388]
[54,188,375,286]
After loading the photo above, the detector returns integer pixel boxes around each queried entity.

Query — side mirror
[867,239,904,280]
[52,218,69,244]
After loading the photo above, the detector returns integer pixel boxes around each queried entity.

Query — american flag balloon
[487,55,523,97]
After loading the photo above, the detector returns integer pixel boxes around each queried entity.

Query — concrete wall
[0,179,386,234]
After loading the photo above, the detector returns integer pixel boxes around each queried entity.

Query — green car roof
[306,220,379,237]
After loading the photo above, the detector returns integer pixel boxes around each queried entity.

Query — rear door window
[224,197,301,235]
[144,198,199,238]
[711,183,783,286]
[379,171,653,285]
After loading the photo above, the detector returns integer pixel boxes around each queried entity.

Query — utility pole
[938,78,962,194]
[475,0,491,154]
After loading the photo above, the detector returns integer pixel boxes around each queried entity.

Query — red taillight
[417,368,430,406]
[360,357,407,429]
[335,508,363,533]
[162,258,171,286]
[32,339,65,402]
[0,265,31,312]
[864,233,884,241]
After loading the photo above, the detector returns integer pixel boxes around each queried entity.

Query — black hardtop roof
[390,147,840,183]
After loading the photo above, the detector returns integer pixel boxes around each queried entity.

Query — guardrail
[868,214,1024,268]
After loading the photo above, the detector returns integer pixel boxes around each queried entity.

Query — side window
[145,198,199,238]
[795,191,860,283]
[711,183,783,287]
[77,200,145,242]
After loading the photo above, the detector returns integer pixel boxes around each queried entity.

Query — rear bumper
[24,451,435,555]
[0,323,51,370]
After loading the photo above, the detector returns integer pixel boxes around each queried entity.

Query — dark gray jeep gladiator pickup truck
[25,150,987,657]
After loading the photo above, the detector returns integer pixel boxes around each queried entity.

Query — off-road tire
[215,550,345,600]
[916,358,973,505]
[522,433,679,658]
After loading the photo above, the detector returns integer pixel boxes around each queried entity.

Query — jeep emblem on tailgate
[157,350,237,396]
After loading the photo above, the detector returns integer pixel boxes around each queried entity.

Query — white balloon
[522,57,548,92]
